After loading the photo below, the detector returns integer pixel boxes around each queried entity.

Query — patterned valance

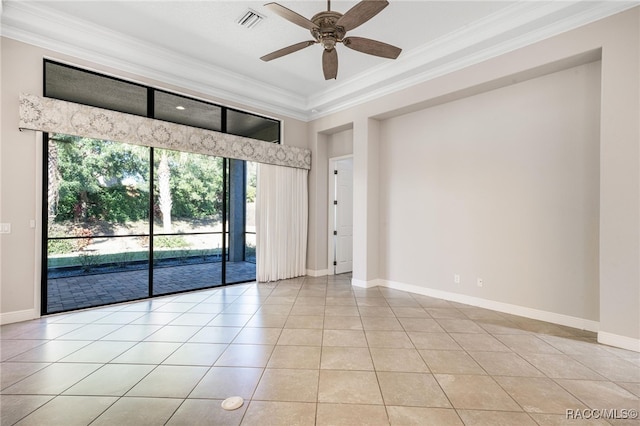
[19,93,311,170]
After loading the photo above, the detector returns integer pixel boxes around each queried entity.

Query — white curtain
[256,163,308,282]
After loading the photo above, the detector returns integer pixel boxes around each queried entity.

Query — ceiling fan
[260,0,402,80]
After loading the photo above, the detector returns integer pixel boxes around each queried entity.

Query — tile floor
[1,274,639,425]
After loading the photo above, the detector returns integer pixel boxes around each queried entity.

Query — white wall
[328,129,353,159]
[307,7,639,350]
[0,37,308,323]
[379,62,601,322]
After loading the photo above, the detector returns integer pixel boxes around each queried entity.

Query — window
[42,60,274,314]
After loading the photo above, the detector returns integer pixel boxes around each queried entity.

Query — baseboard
[381,279,600,332]
[306,269,329,277]
[0,308,39,325]
[352,278,383,288]
[598,331,640,352]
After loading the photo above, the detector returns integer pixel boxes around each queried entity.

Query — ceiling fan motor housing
[311,11,345,50]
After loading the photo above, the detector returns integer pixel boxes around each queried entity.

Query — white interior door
[333,158,353,274]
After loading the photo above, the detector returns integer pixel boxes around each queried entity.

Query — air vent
[237,9,265,29]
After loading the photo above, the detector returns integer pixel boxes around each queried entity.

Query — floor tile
[188,326,242,343]
[58,340,137,363]
[15,395,117,426]
[361,316,403,331]
[357,306,395,317]
[267,346,321,369]
[519,352,605,380]
[0,362,51,390]
[436,319,487,333]
[162,342,227,366]
[419,350,486,374]
[8,340,91,362]
[318,370,383,404]
[100,324,163,341]
[208,314,252,327]
[399,318,446,332]
[56,324,124,340]
[570,354,640,382]
[407,332,462,350]
[617,382,640,398]
[63,364,155,396]
[457,409,537,425]
[450,333,511,352]
[277,329,322,346]
[322,329,368,347]
[322,316,362,330]
[495,376,588,414]
[126,365,208,397]
[316,403,389,425]
[1,340,47,362]
[365,330,415,348]
[284,315,324,329]
[387,406,463,426]
[189,367,262,399]
[320,346,374,371]
[468,351,545,377]
[233,327,282,345]
[2,363,101,395]
[166,398,246,426]
[391,307,431,318]
[111,341,181,364]
[426,308,467,319]
[495,334,563,354]
[435,374,521,411]
[90,396,183,426]
[555,379,640,409]
[241,401,316,426]
[324,305,360,316]
[144,325,202,342]
[168,313,217,326]
[214,344,274,367]
[0,395,53,425]
[527,413,611,425]
[378,371,450,407]
[246,314,289,328]
[289,304,325,316]
[253,368,319,402]
[370,347,429,372]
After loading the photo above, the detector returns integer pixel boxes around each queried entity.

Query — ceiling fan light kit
[261,0,402,80]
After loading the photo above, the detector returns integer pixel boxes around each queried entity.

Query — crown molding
[2,1,637,122]
[1,1,310,121]
[306,1,639,120]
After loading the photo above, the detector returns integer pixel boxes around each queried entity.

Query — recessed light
[176,105,186,110]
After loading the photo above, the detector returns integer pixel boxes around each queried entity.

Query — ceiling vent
[237,9,265,29]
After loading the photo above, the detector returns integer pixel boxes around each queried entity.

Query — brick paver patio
[47,261,256,313]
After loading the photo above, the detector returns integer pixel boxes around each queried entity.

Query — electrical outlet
[0,223,11,234]
[477,278,483,287]
[454,274,460,284]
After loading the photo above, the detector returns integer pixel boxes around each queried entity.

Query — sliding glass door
[44,134,255,314]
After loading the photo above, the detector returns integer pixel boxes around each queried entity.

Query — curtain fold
[256,163,308,282]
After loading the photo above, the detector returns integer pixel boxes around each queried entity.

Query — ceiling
[1,1,636,120]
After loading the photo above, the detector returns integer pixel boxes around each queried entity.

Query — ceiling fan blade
[323,48,338,80]
[343,36,401,59]
[336,0,389,31]
[261,41,316,61]
[264,2,318,30]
